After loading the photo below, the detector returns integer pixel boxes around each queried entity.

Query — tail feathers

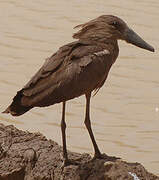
[2,107,12,114]
[2,105,32,116]
[2,90,32,116]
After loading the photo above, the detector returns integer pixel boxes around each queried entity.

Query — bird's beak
[124,27,155,52]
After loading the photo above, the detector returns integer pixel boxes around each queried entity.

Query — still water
[0,0,159,175]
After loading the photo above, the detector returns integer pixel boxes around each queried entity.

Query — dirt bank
[0,123,158,180]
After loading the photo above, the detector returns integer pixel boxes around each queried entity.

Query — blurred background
[0,0,159,175]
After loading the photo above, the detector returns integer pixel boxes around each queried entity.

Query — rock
[0,123,158,180]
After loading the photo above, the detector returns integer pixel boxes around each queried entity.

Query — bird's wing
[24,41,78,90]
[20,41,111,106]
[22,40,94,96]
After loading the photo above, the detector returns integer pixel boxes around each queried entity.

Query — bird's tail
[2,90,32,116]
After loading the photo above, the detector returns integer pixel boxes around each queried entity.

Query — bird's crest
[73,21,96,39]
[73,15,119,40]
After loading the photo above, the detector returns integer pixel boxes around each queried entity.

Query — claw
[93,153,103,160]
[61,158,70,168]
[92,153,109,160]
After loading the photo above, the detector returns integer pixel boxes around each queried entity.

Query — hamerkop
[3,15,154,165]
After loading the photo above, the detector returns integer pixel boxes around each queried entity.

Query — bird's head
[73,15,154,52]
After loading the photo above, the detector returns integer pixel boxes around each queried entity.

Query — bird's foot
[93,153,120,161]
[93,152,104,159]
[61,158,70,169]
[61,158,80,169]
[92,152,110,160]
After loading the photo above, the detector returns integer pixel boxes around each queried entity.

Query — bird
[3,15,154,166]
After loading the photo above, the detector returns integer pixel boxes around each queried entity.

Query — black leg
[61,101,68,165]
[84,92,102,158]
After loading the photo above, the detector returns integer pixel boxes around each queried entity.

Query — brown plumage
[3,15,154,165]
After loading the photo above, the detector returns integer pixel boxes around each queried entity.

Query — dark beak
[124,28,155,52]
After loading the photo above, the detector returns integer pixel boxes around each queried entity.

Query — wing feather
[20,41,111,107]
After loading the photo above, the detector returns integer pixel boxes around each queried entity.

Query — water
[0,0,159,175]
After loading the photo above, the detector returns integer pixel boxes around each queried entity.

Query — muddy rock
[0,123,158,180]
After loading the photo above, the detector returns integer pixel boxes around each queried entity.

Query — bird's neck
[103,39,119,64]
[87,38,119,65]
[94,38,119,60]
[79,37,119,64]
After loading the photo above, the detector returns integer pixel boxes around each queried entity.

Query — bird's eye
[110,21,120,28]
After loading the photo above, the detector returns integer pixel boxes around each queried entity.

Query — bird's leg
[61,101,68,166]
[84,92,102,159]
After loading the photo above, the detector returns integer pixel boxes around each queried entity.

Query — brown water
[0,0,159,175]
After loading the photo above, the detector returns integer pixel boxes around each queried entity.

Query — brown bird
[3,15,154,165]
